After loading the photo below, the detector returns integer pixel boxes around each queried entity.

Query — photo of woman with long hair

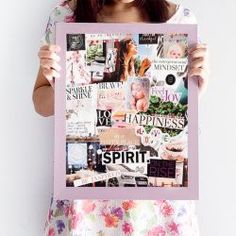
[33,0,209,235]
[117,37,151,81]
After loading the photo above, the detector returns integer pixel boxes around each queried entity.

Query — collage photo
[65,32,189,188]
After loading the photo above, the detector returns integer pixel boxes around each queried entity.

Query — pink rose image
[160,202,174,217]
[82,200,96,213]
[122,200,136,212]
[122,222,134,235]
[148,226,166,236]
[64,205,70,217]
[71,213,82,230]
[104,214,119,228]
[71,51,81,63]
[168,221,180,235]
[48,227,55,236]
[69,204,82,230]
[155,200,166,206]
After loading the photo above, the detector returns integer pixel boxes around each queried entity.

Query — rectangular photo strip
[55,23,198,200]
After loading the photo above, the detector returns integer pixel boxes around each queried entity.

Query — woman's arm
[33,1,77,117]
[32,68,55,117]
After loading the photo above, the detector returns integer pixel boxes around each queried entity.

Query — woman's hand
[188,43,210,96]
[38,45,61,87]
[139,58,152,77]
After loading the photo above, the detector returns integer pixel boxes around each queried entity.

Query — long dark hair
[75,0,170,23]
[118,38,135,81]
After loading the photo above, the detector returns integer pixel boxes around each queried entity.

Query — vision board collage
[65,32,189,188]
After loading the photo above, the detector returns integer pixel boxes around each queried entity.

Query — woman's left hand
[188,43,210,96]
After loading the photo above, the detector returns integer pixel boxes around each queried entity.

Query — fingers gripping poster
[55,23,198,200]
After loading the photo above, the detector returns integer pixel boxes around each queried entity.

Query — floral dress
[41,2,200,236]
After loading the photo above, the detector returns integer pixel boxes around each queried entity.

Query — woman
[119,38,138,81]
[118,38,152,81]
[33,0,209,235]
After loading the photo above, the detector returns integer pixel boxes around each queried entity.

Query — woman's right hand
[38,45,61,86]
[139,58,151,76]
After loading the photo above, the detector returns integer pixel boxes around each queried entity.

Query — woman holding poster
[33,0,209,235]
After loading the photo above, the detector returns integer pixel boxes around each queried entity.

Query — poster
[55,23,198,200]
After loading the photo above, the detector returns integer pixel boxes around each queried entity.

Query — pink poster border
[55,23,198,200]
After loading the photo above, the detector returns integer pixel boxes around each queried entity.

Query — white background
[0,0,235,235]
